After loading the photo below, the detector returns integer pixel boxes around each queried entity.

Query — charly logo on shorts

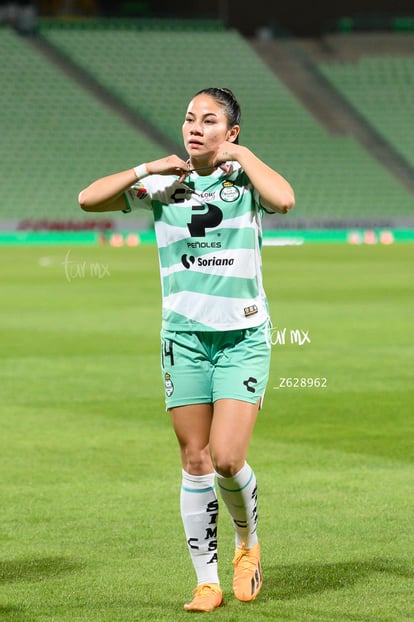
[219,181,240,202]
[243,377,258,393]
[164,372,174,397]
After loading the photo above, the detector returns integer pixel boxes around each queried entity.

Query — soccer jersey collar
[185,161,237,179]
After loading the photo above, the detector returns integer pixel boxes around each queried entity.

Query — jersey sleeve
[235,167,266,215]
[242,170,278,216]
[122,180,153,213]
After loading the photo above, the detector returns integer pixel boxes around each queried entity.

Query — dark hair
[193,87,241,143]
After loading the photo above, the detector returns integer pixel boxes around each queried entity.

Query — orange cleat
[184,583,223,612]
[232,542,262,602]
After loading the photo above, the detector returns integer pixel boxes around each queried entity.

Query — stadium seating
[318,55,414,169]
[0,25,163,228]
[1,20,413,229]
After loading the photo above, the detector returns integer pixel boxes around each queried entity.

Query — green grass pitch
[0,243,413,621]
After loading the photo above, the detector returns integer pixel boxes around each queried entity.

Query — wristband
[133,163,149,180]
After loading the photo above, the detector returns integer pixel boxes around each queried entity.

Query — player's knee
[182,446,213,475]
[212,453,244,478]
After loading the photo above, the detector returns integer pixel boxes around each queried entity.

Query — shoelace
[234,547,258,571]
[189,584,221,606]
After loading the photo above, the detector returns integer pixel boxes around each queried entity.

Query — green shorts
[160,321,271,409]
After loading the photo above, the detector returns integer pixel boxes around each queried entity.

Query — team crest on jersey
[219,181,240,202]
[164,372,174,397]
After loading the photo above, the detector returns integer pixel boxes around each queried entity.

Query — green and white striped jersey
[123,163,273,332]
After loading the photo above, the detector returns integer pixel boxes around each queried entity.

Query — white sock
[216,462,259,549]
[180,470,220,585]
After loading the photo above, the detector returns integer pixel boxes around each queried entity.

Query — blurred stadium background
[1,0,414,245]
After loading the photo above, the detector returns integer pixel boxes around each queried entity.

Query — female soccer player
[78,87,295,612]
